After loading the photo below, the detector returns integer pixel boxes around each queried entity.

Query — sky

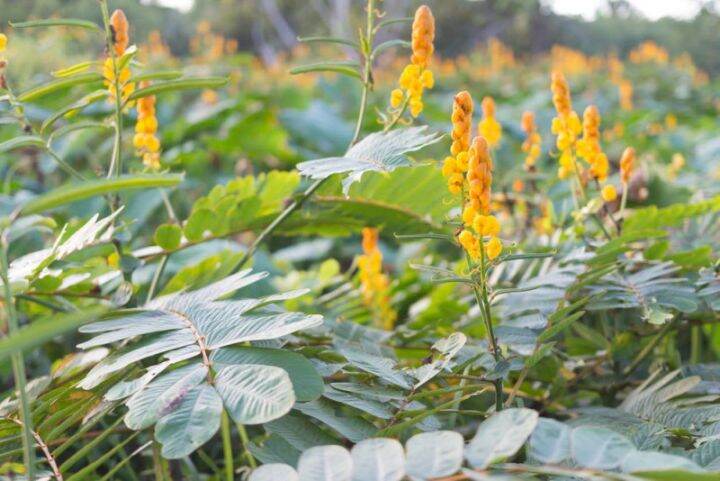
[153,0,706,19]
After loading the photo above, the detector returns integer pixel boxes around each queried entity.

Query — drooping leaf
[296,127,443,194]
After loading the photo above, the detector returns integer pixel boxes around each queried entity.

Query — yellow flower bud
[601,184,618,202]
[485,237,502,260]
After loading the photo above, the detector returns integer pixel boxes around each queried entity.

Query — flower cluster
[478,96,502,148]
[442,91,473,194]
[521,111,541,169]
[103,9,135,104]
[358,228,396,330]
[576,105,609,181]
[458,137,502,261]
[133,82,161,170]
[389,5,434,118]
[550,72,582,179]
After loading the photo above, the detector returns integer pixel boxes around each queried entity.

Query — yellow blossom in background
[134,81,161,170]
[669,152,685,179]
[576,105,609,181]
[620,147,636,184]
[619,79,633,111]
[550,71,582,179]
[521,111,541,169]
[665,113,677,130]
[442,91,473,194]
[389,5,435,118]
[629,41,669,64]
[0,33,7,52]
[103,9,135,104]
[478,96,502,148]
[601,184,617,202]
[358,228,396,330]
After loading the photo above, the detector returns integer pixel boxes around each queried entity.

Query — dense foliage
[1,1,720,480]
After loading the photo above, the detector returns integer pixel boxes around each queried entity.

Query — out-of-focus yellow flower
[521,111,541,169]
[619,79,633,111]
[669,152,685,179]
[478,96,502,148]
[201,89,219,105]
[442,91,473,194]
[388,5,435,118]
[134,81,161,170]
[358,227,396,330]
[665,113,677,130]
[620,147,636,184]
[601,184,617,202]
[629,41,669,64]
[576,105,609,182]
[110,9,129,56]
[0,33,7,52]
[550,71,582,179]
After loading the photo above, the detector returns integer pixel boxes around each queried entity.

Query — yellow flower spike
[388,6,434,121]
[601,184,618,202]
[134,81,162,170]
[358,227,396,330]
[485,237,502,260]
[577,105,609,182]
[620,146,636,184]
[521,111,541,169]
[478,96,502,148]
[0,33,7,52]
[110,9,129,57]
[451,91,473,157]
[550,71,582,180]
[411,5,435,69]
[466,136,493,214]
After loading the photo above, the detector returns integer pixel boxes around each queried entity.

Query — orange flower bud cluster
[110,10,129,56]
[411,5,435,69]
[442,91,473,194]
[458,137,502,261]
[576,105,609,181]
[550,71,582,179]
[103,9,135,104]
[358,228,396,330]
[620,147,636,184]
[521,111,542,169]
[478,96,502,148]
[389,6,435,118]
[133,82,161,170]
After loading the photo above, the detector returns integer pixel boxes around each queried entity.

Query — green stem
[221,411,234,481]
[691,326,701,364]
[152,440,169,481]
[0,240,36,480]
[236,423,256,468]
[146,255,168,303]
[233,0,377,272]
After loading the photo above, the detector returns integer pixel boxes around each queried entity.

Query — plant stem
[690,325,701,364]
[622,319,675,376]
[233,0,377,272]
[221,411,234,481]
[0,239,35,480]
[236,422,256,468]
[146,255,168,303]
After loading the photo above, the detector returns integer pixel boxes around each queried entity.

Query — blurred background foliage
[3,0,720,76]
